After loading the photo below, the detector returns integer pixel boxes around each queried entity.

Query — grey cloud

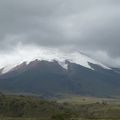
[0,0,120,67]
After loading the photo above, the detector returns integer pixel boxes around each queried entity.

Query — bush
[51,112,72,120]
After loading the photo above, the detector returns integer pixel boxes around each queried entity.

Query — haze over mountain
[0,46,110,74]
[0,0,120,68]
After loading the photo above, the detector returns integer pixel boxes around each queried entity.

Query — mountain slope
[0,56,120,97]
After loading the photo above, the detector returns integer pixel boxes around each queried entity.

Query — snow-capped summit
[0,47,110,74]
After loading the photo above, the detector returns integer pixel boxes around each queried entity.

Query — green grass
[0,118,51,120]
[1,93,120,120]
[0,117,91,120]
[57,94,120,105]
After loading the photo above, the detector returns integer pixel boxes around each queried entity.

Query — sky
[0,0,120,68]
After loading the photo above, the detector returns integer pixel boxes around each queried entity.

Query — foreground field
[0,118,120,120]
[0,93,120,120]
[57,94,120,104]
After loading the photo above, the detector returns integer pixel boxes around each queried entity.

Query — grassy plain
[0,93,120,120]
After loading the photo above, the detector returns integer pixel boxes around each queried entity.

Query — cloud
[0,0,120,67]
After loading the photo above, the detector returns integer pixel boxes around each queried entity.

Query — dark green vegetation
[0,93,120,120]
[0,60,120,97]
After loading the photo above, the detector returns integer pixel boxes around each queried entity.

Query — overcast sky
[0,0,120,67]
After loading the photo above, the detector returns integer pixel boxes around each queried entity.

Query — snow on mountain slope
[0,46,110,74]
